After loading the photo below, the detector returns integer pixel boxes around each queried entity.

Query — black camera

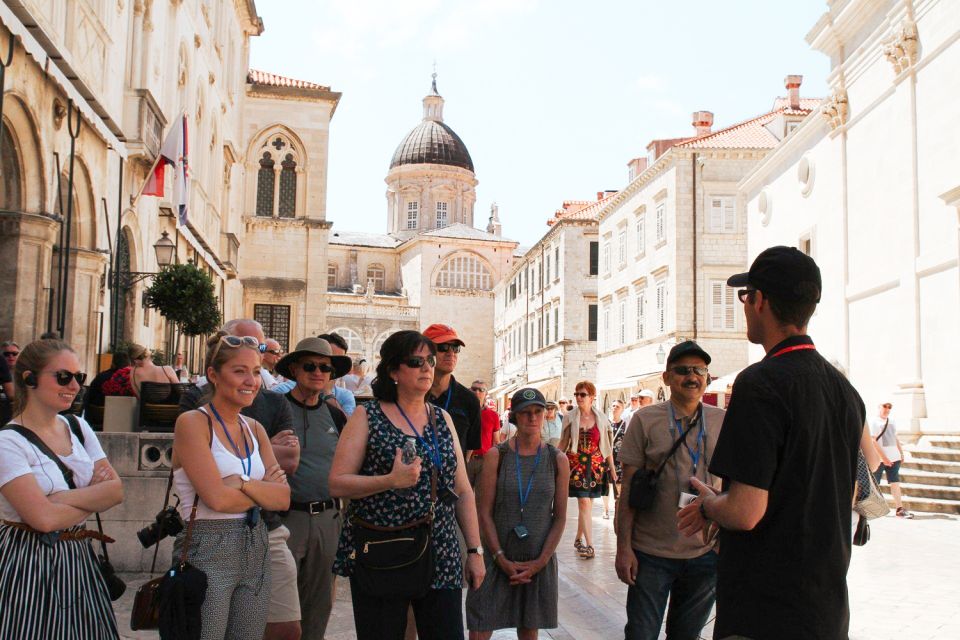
[137,506,184,548]
[97,555,127,601]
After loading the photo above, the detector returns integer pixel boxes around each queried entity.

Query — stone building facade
[323,78,518,385]
[594,85,818,409]
[740,0,959,432]
[491,195,612,407]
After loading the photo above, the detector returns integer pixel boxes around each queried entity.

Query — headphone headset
[23,371,38,388]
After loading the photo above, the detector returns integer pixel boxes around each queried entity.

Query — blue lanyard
[209,403,252,477]
[668,402,705,476]
[441,385,453,411]
[515,443,543,520]
[396,402,442,469]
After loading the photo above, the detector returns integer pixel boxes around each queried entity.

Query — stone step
[926,436,960,451]
[881,494,960,515]
[897,469,960,487]
[902,458,960,474]
[884,482,960,502]
[905,447,960,462]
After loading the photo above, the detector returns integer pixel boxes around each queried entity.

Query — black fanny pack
[628,410,699,512]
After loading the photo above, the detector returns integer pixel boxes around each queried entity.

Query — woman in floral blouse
[330,330,484,640]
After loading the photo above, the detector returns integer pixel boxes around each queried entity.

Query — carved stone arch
[67,156,97,251]
[244,124,308,169]
[1,92,45,213]
[245,124,309,218]
[432,250,495,291]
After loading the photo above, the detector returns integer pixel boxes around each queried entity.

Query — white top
[173,410,266,520]
[0,415,107,522]
[339,373,373,396]
[868,416,901,462]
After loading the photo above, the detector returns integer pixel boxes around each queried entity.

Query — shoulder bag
[853,450,890,520]
[4,417,127,601]
[628,408,699,512]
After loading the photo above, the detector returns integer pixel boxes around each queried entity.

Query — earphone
[23,372,38,388]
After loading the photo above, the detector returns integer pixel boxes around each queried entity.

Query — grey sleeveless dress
[466,441,560,631]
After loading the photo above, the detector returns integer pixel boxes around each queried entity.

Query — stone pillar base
[893,380,926,433]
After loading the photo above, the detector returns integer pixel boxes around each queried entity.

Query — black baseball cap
[727,246,822,303]
[510,388,547,413]
[666,340,711,367]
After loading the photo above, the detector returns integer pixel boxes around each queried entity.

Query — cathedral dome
[389,74,474,172]
[389,120,474,171]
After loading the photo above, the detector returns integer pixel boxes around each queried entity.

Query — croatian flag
[142,113,189,227]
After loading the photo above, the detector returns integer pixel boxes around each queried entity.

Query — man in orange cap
[422,324,482,457]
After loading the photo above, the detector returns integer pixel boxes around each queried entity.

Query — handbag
[130,466,175,631]
[628,409,699,511]
[853,450,890,520]
[853,514,870,546]
[3,418,126,601]
[350,466,438,599]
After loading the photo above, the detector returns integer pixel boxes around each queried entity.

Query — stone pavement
[114,503,960,639]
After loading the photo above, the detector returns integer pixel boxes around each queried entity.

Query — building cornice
[739,115,830,195]
[243,215,333,230]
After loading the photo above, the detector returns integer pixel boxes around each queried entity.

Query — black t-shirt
[0,357,12,425]
[709,335,864,640]
[427,375,481,452]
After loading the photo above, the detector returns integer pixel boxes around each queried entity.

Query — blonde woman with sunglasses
[0,339,123,638]
[172,331,291,639]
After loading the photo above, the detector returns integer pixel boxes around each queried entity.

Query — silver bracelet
[493,549,505,559]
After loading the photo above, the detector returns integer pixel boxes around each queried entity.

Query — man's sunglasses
[436,343,461,354]
[471,387,486,393]
[265,349,283,356]
[300,362,335,374]
[737,288,757,303]
[669,365,709,377]
[3,351,18,358]
[401,354,437,369]
[42,370,87,386]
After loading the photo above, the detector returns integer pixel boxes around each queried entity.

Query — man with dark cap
[615,340,724,640]
[678,246,865,640]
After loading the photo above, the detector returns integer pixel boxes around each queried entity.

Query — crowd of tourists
[0,246,902,639]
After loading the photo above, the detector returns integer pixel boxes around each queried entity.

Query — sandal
[602,511,610,520]
[580,545,595,559]
[574,538,584,552]
[896,507,914,519]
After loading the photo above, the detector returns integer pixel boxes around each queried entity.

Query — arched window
[330,327,363,356]
[278,153,297,218]
[0,123,22,211]
[435,253,493,290]
[372,330,394,361]
[256,152,274,216]
[366,264,385,292]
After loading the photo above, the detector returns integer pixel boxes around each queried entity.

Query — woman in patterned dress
[330,330,485,640]
[558,380,616,559]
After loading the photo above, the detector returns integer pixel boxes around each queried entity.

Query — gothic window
[0,123,22,211]
[256,152,275,217]
[253,304,291,352]
[435,253,492,290]
[278,154,297,218]
[435,201,448,228]
[406,201,419,229]
[366,264,385,292]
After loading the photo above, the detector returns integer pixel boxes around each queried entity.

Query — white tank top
[173,408,266,520]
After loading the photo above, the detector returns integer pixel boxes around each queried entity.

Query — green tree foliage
[144,263,221,336]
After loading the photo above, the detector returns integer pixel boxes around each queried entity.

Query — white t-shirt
[0,415,107,522]
[868,416,901,462]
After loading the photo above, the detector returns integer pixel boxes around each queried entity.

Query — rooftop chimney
[692,111,713,137]
[784,75,803,110]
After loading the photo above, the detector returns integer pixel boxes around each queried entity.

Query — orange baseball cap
[422,323,465,346]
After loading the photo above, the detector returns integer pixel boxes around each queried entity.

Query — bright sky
[250,1,831,247]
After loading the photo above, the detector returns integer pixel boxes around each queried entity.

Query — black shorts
[874,459,901,484]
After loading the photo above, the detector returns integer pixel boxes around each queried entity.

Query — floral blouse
[333,400,463,590]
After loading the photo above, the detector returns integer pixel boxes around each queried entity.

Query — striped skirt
[0,523,118,639]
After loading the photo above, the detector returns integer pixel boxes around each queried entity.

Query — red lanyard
[770,344,816,358]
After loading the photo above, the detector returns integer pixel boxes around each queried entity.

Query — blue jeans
[624,549,717,640]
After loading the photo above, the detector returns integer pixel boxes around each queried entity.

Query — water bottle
[396,438,419,497]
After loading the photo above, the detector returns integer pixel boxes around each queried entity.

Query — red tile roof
[548,194,617,225]
[675,98,821,150]
[247,69,330,91]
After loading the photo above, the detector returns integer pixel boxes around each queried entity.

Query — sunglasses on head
[573,392,590,398]
[436,343,461,354]
[42,370,87,386]
[670,365,709,377]
[737,288,757,303]
[210,335,262,362]
[300,362,335,374]
[401,354,436,369]
[3,351,18,358]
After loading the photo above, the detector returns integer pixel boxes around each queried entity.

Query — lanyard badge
[513,443,543,540]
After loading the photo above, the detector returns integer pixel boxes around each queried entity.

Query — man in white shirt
[869,401,912,518]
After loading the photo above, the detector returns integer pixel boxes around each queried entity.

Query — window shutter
[723,199,736,233]
[711,281,724,329]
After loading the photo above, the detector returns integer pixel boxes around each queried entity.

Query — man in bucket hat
[276,337,351,639]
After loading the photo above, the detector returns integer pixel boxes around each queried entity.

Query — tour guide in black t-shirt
[678,246,865,640]
[423,323,482,455]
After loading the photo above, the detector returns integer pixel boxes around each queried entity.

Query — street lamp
[153,231,176,267]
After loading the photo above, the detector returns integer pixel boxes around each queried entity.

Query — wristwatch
[467,546,484,557]
[699,501,708,521]
[239,474,251,491]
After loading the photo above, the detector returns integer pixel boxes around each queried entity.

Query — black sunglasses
[3,351,18,358]
[300,362,335,374]
[573,392,590,398]
[737,288,757,303]
[670,365,709,377]
[436,343,461,354]
[265,349,283,356]
[471,387,486,393]
[42,370,87,386]
[402,354,437,369]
